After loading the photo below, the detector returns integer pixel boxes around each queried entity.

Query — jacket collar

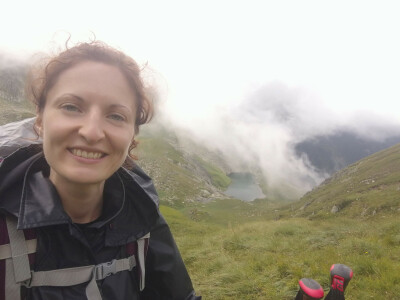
[17,154,70,228]
[0,146,160,246]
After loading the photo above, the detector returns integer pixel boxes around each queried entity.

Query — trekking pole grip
[295,278,324,300]
[330,264,353,292]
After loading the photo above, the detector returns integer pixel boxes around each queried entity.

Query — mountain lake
[224,172,265,202]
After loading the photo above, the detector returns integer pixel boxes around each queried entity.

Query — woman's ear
[35,115,43,137]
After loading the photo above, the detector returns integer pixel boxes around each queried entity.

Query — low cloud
[158,81,400,201]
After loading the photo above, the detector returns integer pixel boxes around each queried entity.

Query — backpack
[0,215,149,300]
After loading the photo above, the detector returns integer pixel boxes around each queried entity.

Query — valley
[135,120,400,299]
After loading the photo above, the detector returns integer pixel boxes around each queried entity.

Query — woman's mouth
[70,148,106,159]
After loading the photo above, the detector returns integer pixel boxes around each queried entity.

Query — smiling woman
[0,41,201,300]
[37,61,138,223]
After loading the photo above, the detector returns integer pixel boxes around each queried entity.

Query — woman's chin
[50,169,109,187]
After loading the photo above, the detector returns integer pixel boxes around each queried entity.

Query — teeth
[71,149,103,159]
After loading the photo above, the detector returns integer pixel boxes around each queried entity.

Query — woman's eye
[61,104,80,112]
[108,114,126,121]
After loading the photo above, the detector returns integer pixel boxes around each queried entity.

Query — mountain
[295,131,400,174]
[0,96,35,126]
[133,122,232,206]
[286,143,400,218]
[0,54,26,103]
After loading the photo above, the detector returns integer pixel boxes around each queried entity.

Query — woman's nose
[78,112,105,143]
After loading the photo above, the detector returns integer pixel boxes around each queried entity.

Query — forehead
[47,60,137,109]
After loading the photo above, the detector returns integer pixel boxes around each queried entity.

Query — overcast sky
[1,0,400,199]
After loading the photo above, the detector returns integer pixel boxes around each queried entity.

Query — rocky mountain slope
[0,97,35,126]
[286,143,400,219]
[133,122,232,205]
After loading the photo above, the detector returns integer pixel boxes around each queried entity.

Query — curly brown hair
[26,40,153,157]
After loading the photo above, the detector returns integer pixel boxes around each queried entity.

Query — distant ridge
[289,143,400,218]
[295,131,400,174]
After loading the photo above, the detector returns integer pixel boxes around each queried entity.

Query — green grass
[285,144,400,219]
[193,155,231,189]
[143,141,400,298]
[134,137,207,206]
[0,97,35,125]
[133,133,233,208]
[161,205,400,299]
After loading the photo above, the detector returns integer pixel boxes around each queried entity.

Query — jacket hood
[0,117,41,158]
[0,119,161,245]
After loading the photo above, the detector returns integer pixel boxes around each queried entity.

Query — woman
[0,41,200,299]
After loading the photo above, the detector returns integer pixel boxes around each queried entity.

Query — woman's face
[37,60,136,186]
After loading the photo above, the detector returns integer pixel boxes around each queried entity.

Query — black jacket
[0,121,200,300]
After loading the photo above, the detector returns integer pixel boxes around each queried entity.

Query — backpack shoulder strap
[5,216,31,282]
[0,215,150,300]
[26,233,151,300]
[0,215,37,300]
[126,233,150,291]
[137,233,150,291]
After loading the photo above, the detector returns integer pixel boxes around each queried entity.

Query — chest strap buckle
[95,259,117,280]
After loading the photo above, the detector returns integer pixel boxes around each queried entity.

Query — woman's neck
[50,174,105,224]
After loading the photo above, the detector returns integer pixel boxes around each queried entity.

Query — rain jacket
[0,118,201,300]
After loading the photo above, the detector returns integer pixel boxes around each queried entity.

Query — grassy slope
[161,144,400,299]
[133,124,232,207]
[134,136,201,206]
[162,204,400,299]
[192,154,231,189]
[0,97,35,125]
[286,143,400,219]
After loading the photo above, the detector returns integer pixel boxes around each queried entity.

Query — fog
[156,80,400,200]
[2,0,400,200]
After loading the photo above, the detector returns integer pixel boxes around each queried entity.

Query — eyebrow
[55,94,134,112]
[109,103,133,112]
[54,93,84,104]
